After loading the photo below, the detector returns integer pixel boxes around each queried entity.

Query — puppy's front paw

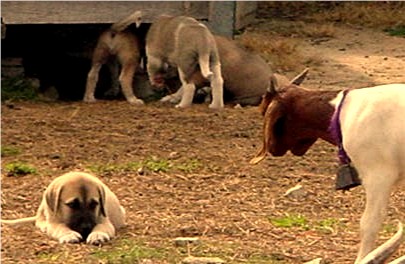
[160,94,180,104]
[59,231,82,244]
[86,231,110,245]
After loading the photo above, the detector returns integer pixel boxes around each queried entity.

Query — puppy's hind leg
[199,53,213,81]
[84,63,102,102]
[208,63,224,109]
[119,62,144,105]
[175,69,195,108]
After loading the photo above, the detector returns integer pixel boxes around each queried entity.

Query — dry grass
[238,32,303,71]
[237,28,322,72]
[258,2,405,29]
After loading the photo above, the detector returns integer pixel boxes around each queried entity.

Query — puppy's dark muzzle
[69,214,97,240]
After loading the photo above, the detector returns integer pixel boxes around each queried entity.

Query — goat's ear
[250,100,285,164]
[290,68,309,86]
[268,74,290,93]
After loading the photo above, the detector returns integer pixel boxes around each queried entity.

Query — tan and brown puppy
[1,171,126,245]
[146,15,224,109]
[161,36,274,107]
[83,11,145,105]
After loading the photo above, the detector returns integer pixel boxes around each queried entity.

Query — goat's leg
[119,62,144,105]
[84,63,102,102]
[355,175,393,263]
[208,63,224,109]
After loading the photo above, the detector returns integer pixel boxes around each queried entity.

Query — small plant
[143,158,171,172]
[384,26,405,37]
[1,76,38,102]
[176,159,202,173]
[315,218,343,234]
[91,239,170,263]
[1,145,21,157]
[269,213,309,229]
[5,162,37,176]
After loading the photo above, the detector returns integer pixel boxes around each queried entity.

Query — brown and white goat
[251,69,405,263]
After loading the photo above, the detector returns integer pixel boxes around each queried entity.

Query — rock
[182,256,225,264]
[284,184,307,199]
[304,258,322,264]
[173,237,200,247]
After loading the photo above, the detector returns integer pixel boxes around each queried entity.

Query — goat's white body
[334,84,405,263]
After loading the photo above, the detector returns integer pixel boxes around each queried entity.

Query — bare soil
[1,19,405,264]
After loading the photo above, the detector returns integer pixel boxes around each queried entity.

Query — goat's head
[251,68,339,164]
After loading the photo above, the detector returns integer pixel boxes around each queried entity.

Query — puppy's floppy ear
[45,184,64,215]
[97,186,107,217]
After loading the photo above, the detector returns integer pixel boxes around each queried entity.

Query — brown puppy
[1,172,125,245]
[146,15,224,109]
[83,11,144,104]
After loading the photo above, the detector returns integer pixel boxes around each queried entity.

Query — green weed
[269,214,309,229]
[1,76,38,101]
[384,26,405,37]
[1,145,21,157]
[91,239,171,263]
[5,162,37,176]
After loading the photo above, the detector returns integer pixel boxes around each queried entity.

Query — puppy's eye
[88,200,99,210]
[65,199,80,210]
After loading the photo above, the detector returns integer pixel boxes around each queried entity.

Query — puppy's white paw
[160,94,180,104]
[175,102,192,108]
[86,231,110,245]
[209,102,224,109]
[83,96,97,103]
[128,97,144,105]
[59,231,82,244]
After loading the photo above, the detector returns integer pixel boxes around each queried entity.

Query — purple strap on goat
[329,89,351,164]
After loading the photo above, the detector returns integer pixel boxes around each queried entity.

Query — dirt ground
[1,13,405,264]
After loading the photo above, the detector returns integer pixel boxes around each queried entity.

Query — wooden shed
[1,1,257,101]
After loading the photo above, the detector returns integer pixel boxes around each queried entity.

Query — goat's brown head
[251,68,338,164]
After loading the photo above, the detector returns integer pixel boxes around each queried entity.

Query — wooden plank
[1,1,209,24]
[235,2,257,30]
[208,1,236,37]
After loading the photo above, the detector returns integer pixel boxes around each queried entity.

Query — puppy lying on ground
[146,15,224,109]
[83,10,145,105]
[160,35,272,107]
[1,171,125,245]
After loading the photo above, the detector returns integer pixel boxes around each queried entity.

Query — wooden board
[1,1,209,24]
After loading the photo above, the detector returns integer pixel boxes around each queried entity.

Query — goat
[251,69,405,263]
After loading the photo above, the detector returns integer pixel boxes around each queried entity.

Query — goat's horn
[290,68,309,86]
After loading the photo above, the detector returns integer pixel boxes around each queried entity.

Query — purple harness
[329,90,351,164]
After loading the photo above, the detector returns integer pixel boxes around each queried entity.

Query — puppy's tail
[110,10,142,32]
[1,216,36,225]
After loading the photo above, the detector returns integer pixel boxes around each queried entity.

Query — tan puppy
[146,15,224,109]
[83,11,144,105]
[1,172,125,245]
